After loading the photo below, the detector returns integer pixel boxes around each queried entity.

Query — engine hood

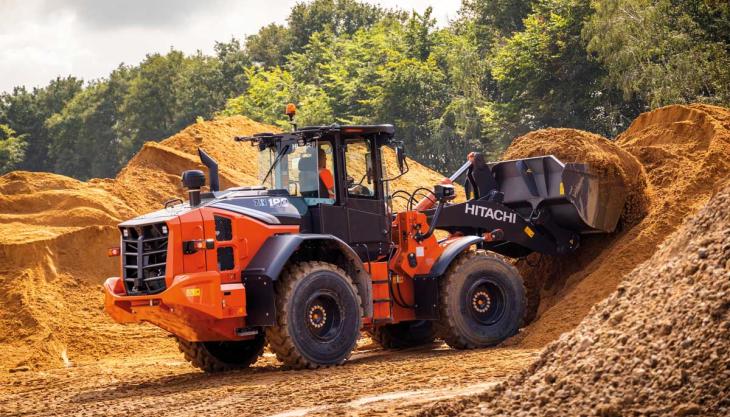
[207,190,304,225]
[119,205,190,227]
[120,187,305,227]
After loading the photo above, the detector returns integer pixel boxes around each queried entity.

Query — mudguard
[430,235,483,277]
[411,235,483,320]
[243,234,373,326]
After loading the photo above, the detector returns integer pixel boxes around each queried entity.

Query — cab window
[344,139,376,199]
[258,141,335,205]
[295,141,335,205]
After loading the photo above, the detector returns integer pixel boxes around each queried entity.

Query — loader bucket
[488,155,627,234]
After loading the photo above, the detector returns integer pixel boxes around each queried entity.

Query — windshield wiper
[262,144,290,186]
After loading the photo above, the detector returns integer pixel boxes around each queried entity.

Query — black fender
[242,234,372,326]
[411,235,483,320]
[430,235,483,277]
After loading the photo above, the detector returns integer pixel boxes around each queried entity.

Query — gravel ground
[421,183,730,417]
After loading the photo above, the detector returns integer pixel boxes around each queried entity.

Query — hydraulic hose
[414,200,444,242]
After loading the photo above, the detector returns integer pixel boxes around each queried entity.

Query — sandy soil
[0,116,456,372]
[2,105,729,416]
[420,182,730,417]
[0,343,538,417]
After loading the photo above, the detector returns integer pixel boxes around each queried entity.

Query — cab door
[341,137,390,259]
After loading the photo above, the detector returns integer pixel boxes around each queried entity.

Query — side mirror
[395,146,406,174]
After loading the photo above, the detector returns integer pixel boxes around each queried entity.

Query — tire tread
[434,251,526,349]
[265,261,362,369]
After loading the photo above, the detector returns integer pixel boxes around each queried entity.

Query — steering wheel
[348,184,372,197]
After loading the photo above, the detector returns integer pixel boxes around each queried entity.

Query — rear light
[108,247,121,257]
[183,239,215,254]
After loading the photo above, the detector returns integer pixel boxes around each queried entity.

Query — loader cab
[253,125,397,261]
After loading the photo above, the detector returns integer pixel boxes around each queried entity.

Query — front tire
[266,261,362,369]
[435,251,526,349]
[177,332,265,373]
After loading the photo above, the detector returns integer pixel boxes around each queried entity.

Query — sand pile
[501,128,650,323]
[507,106,730,344]
[0,117,454,371]
[423,182,730,416]
[0,117,278,370]
[2,104,727,372]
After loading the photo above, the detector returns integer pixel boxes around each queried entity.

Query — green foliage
[45,68,131,179]
[405,7,436,60]
[492,0,608,133]
[118,51,184,156]
[245,24,292,67]
[2,0,728,180]
[374,58,446,163]
[222,67,333,128]
[460,0,536,50]
[585,0,730,108]
[0,124,27,174]
[0,77,83,171]
[174,53,227,130]
[287,0,401,52]
[215,39,252,97]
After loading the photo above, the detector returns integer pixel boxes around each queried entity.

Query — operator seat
[298,155,329,198]
[466,152,502,202]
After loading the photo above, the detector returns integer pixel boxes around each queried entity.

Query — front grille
[120,223,169,295]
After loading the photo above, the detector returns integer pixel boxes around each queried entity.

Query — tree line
[1,0,728,179]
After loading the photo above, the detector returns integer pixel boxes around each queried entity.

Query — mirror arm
[381,157,410,182]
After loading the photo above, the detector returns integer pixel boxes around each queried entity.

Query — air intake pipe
[181,170,205,207]
[198,148,219,192]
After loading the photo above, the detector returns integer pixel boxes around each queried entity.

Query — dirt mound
[0,116,454,371]
[507,107,730,346]
[617,104,730,207]
[0,117,279,370]
[423,182,730,416]
[2,104,727,372]
[501,128,650,324]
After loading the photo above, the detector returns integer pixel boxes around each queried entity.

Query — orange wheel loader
[103,108,626,372]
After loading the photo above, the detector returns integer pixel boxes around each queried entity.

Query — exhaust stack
[198,148,219,192]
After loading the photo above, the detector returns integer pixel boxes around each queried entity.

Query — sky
[0,0,462,94]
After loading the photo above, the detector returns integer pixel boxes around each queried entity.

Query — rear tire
[266,261,362,369]
[435,251,526,349]
[177,332,265,373]
[368,321,436,349]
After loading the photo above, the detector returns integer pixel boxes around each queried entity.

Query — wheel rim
[305,290,343,341]
[465,278,506,325]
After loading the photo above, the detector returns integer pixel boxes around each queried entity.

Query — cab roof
[239,124,397,151]
[297,124,395,136]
